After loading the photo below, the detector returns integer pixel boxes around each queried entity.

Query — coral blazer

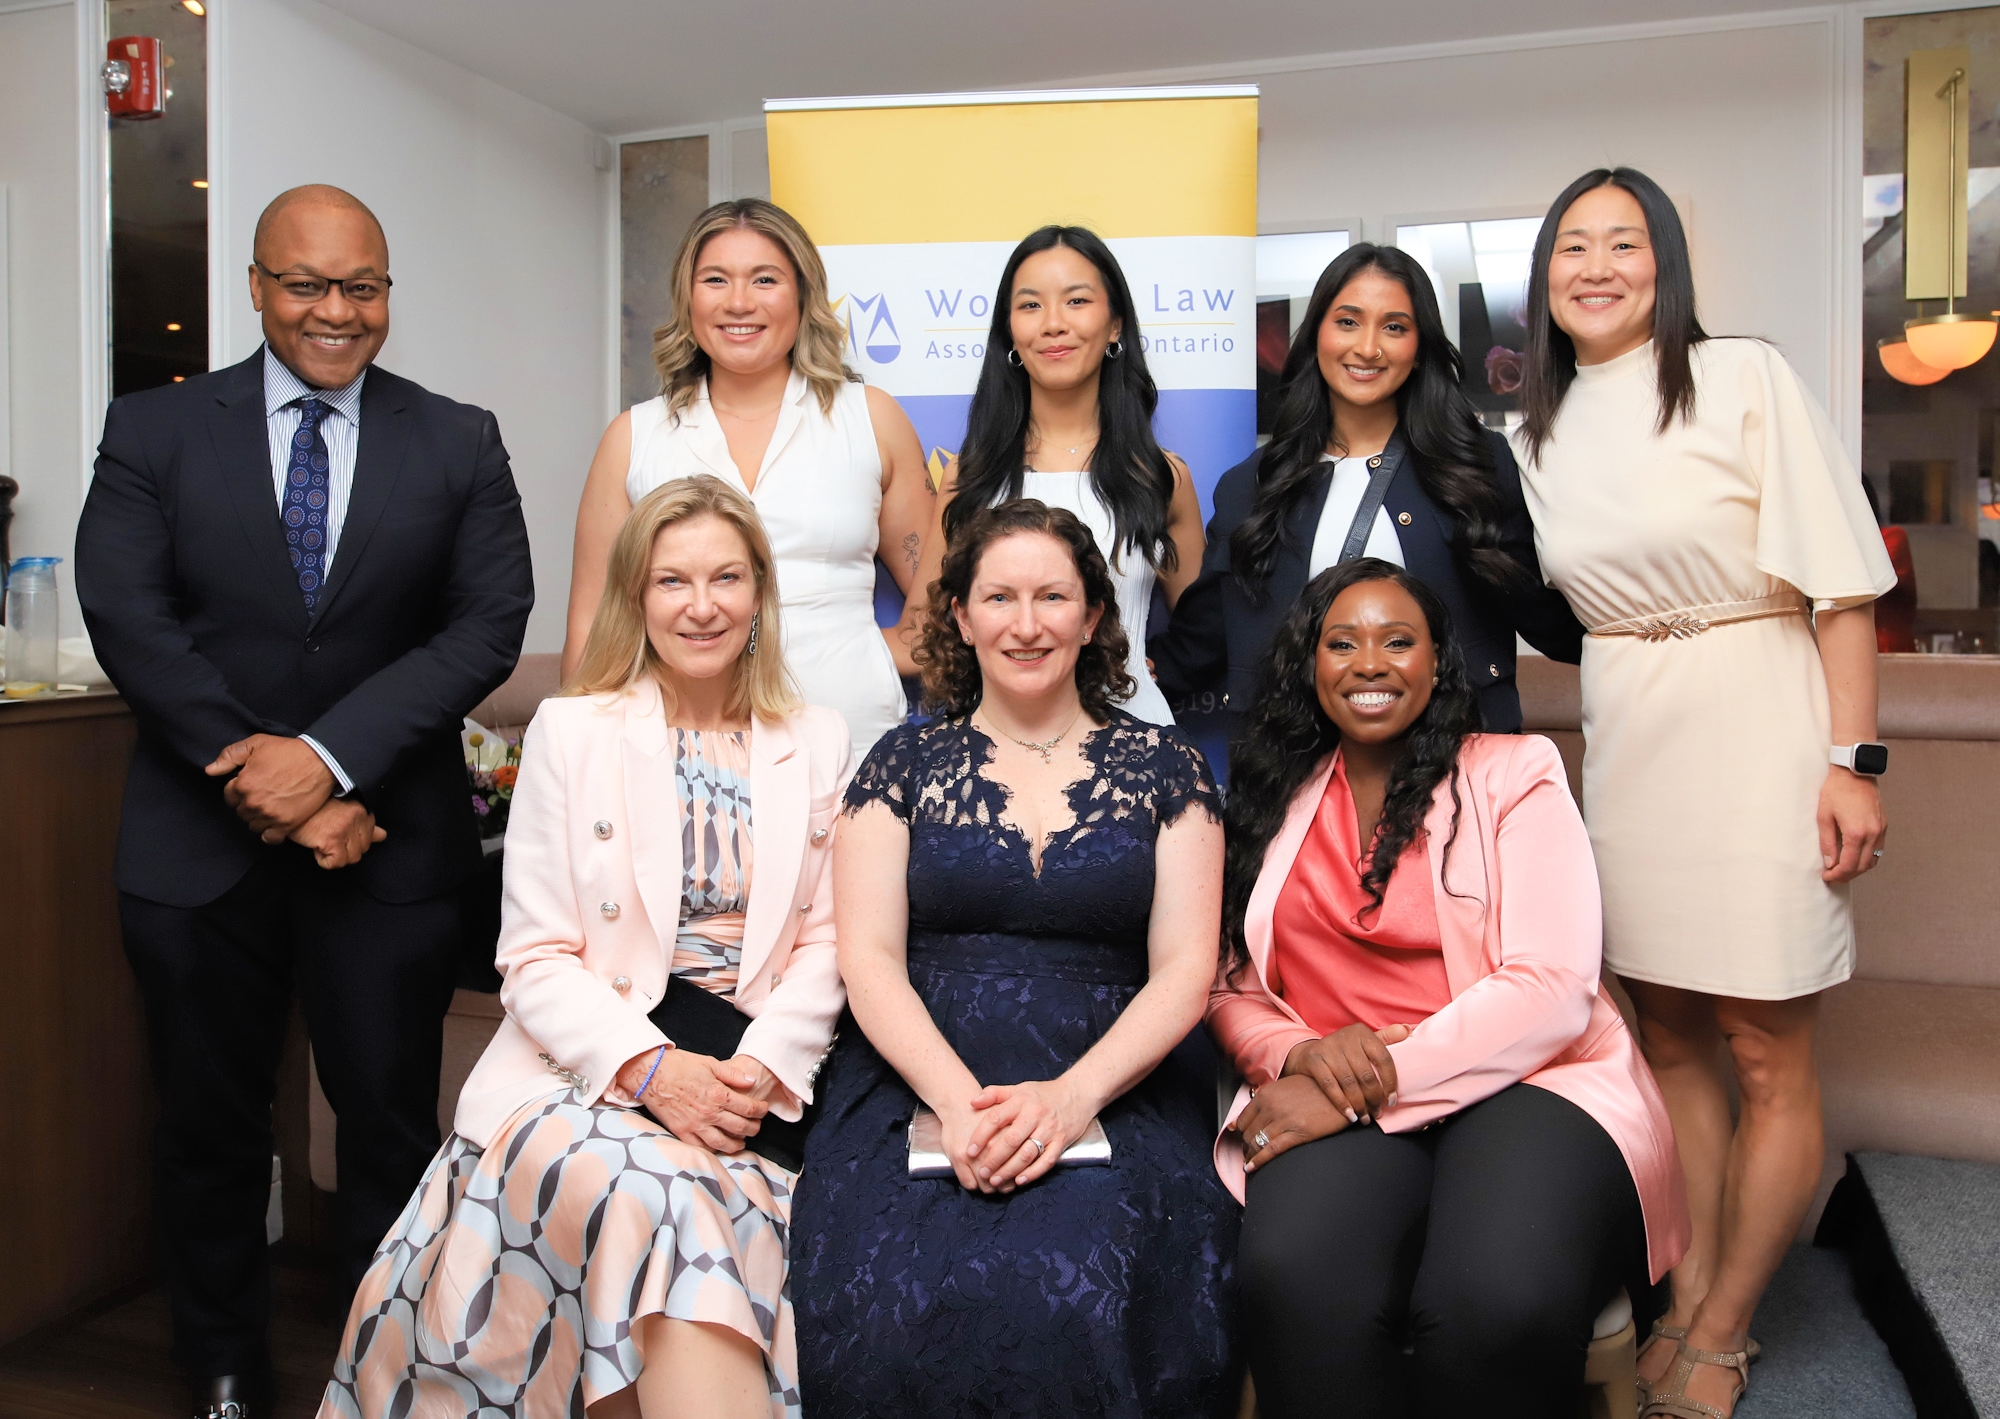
[1208,733,1689,1282]
[454,680,852,1150]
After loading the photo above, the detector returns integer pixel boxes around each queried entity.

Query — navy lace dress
[790,713,1240,1417]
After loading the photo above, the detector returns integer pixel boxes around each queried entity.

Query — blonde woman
[565,198,933,753]
[322,477,852,1419]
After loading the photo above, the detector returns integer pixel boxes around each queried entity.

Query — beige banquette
[314,651,2000,1228]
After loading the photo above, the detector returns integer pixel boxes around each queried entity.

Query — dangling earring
[746,612,760,656]
[1104,339,1123,360]
[1006,349,1023,368]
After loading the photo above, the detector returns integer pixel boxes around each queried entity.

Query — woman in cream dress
[1515,169,1894,1419]
[566,199,934,753]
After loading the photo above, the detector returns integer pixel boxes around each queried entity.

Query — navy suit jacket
[1149,428,1582,733]
[76,349,534,908]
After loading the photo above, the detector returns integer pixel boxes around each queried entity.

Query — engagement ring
[1253,1130,1270,1151]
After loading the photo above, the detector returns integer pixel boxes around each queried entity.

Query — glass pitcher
[4,557,62,699]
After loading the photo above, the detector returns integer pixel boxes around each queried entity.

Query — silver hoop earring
[746,612,760,656]
[1006,348,1023,368]
[1105,339,1123,360]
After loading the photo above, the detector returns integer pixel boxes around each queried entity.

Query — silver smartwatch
[1830,743,1889,776]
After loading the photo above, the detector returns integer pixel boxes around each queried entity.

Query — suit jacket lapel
[1423,767,1491,996]
[312,369,412,622]
[620,681,684,966]
[1245,753,1336,999]
[1268,463,1333,618]
[209,352,310,634]
[739,714,806,994]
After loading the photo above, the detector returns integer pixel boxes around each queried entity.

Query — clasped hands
[616,1046,781,1155]
[1232,1022,1413,1174]
[204,733,383,870]
[938,1077,1098,1196]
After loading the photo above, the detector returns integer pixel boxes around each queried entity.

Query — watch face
[1854,743,1889,776]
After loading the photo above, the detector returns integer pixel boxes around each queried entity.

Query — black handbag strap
[1336,433,1407,566]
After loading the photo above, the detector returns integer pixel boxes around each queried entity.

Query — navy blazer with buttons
[1148,427,1582,733]
[76,348,534,909]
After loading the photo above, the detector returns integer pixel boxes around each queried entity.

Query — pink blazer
[1208,733,1689,1281]
[454,680,852,1149]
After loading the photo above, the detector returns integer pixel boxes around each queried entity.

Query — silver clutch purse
[906,1104,1112,1178]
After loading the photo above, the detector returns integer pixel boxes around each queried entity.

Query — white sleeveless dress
[1017,469,1174,725]
[627,370,907,753]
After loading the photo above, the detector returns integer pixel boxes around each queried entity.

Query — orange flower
[493,765,518,789]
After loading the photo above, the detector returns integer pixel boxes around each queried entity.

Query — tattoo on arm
[902,533,920,574]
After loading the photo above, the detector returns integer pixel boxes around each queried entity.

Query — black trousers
[120,852,460,1380]
[1239,1083,1645,1419]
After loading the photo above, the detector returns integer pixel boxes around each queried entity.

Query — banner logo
[832,292,902,365]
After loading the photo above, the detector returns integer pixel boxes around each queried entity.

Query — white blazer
[454,679,853,1149]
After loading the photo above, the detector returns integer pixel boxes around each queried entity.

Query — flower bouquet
[463,719,521,841]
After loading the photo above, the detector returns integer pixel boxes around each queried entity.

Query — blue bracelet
[635,1045,668,1098]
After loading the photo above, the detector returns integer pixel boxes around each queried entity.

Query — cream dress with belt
[1516,339,1895,999]
[628,369,906,755]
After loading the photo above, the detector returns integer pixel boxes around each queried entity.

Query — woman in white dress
[566,198,934,753]
[1514,168,1894,1419]
[896,226,1204,724]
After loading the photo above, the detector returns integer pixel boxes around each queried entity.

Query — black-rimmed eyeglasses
[254,260,393,304]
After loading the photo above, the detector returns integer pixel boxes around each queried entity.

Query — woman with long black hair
[1514,167,1895,1419]
[894,225,1205,724]
[1150,243,1581,733]
[1207,559,1684,1419]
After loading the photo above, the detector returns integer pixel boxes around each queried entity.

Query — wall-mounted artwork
[1394,216,1542,427]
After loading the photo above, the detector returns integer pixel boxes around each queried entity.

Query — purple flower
[1485,345,1525,396]
[471,794,490,816]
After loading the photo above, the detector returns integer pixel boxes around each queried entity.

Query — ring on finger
[1028,1138,1045,1155]
[1252,1129,1270,1151]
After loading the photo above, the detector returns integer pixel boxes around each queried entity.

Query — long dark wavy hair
[914,499,1136,721]
[944,226,1177,575]
[1222,559,1480,973]
[1231,243,1529,600]
[1518,167,1708,462]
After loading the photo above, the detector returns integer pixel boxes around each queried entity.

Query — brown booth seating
[1518,653,2000,1227]
[317,651,2000,1221]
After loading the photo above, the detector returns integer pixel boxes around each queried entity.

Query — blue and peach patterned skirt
[318,1093,799,1419]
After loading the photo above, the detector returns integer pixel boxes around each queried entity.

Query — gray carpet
[1856,1150,2000,1416]
[1735,1244,1916,1418]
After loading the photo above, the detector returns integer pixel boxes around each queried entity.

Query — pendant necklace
[980,705,1083,763]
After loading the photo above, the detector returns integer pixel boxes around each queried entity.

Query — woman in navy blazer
[1150,244,1581,734]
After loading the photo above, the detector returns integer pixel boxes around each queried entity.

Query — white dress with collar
[627,369,906,753]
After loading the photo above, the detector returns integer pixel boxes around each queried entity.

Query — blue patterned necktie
[283,399,331,611]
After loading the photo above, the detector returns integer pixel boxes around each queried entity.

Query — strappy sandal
[1641,1337,1749,1419]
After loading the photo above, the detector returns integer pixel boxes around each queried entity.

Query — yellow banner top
[766,91,1259,246]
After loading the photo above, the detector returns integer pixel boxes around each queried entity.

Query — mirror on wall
[1254,228,1351,435]
[106,0,208,397]
[1394,215,1542,429]
[1864,5,2000,650]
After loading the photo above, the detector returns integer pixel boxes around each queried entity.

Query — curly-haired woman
[790,500,1240,1416]
[1209,559,1687,1419]
[563,198,933,752]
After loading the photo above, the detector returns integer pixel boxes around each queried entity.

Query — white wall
[0,2,82,634]
[1244,19,1844,411]
[216,0,609,652]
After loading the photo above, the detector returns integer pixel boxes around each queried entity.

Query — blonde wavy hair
[651,198,858,420]
[564,475,801,722]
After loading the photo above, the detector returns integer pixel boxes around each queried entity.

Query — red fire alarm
[104,36,166,119]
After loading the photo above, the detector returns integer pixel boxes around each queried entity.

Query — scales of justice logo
[832,292,901,364]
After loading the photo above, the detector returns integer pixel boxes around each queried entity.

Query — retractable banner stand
[766,82,1260,559]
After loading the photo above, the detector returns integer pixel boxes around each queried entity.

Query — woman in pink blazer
[322,476,851,1419]
[1208,559,1687,1419]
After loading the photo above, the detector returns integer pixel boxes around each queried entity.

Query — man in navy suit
[76,185,533,1419]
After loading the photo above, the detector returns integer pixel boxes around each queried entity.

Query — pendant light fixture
[1904,67,1998,370]
[1879,336,1952,385]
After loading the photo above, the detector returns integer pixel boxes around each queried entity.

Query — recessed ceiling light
[166,322,182,331]
[182,0,206,15]
[191,179,209,189]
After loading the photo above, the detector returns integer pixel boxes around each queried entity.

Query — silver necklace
[980,706,1083,763]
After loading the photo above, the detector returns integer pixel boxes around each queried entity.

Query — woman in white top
[1514,168,1894,1419]
[897,225,1204,725]
[567,198,933,753]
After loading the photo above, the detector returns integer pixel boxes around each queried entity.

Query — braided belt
[1587,590,1809,642]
